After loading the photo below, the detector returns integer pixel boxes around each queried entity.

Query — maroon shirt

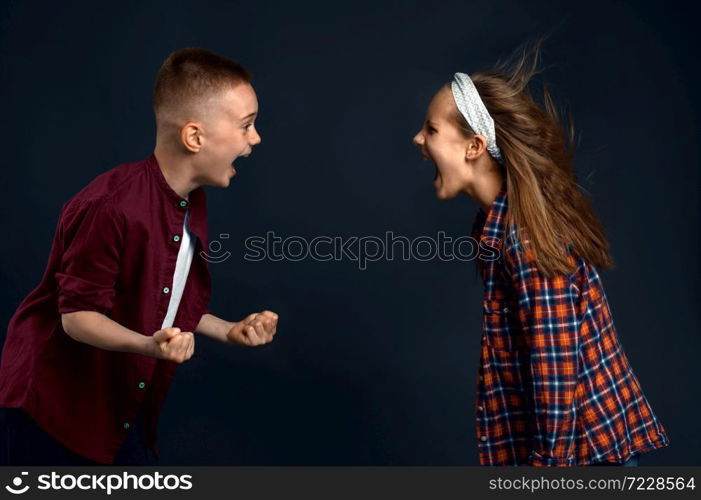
[0,153,213,464]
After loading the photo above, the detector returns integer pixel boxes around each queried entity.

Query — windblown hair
[153,47,252,127]
[453,37,613,277]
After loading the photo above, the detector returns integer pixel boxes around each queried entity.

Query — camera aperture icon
[199,233,231,263]
[5,472,29,494]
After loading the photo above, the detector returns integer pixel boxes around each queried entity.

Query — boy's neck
[153,147,200,199]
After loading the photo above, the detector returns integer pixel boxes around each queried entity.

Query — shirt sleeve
[502,229,581,467]
[55,196,125,315]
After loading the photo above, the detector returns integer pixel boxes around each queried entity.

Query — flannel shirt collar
[473,178,508,251]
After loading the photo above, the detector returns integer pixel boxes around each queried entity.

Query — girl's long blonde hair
[455,37,614,277]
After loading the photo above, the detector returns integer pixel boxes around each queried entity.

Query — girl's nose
[413,132,424,146]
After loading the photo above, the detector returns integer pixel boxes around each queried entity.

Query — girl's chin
[433,176,450,199]
[434,182,458,200]
[436,190,452,200]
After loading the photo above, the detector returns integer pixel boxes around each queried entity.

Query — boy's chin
[221,174,234,187]
[201,174,233,189]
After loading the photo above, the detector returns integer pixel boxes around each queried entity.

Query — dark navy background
[0,0,698,465]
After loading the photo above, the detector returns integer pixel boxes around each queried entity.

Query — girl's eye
[427,126,437,134]
[243,123,253,131]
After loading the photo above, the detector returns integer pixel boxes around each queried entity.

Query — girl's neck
[467,169,504,214]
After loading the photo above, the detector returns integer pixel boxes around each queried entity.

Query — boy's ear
[181,122,203,153]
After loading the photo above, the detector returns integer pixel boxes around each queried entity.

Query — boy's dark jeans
[2,407,159,466]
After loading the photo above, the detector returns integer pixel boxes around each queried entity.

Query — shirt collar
[473,178,508,250]
[144,153,207,240]
[145,153,191,205]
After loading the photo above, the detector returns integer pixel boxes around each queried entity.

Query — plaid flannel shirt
[471,180,670,466]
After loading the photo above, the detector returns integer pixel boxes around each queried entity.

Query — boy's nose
[251,129,262,145]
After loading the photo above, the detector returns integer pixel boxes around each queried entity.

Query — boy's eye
[427,126,437,134]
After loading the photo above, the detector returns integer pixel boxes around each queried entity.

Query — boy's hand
[149,327,195,363]
[226,311,278,346]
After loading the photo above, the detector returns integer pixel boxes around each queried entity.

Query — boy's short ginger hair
[153,47,253,128]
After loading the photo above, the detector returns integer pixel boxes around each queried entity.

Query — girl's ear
[465,134,488,161]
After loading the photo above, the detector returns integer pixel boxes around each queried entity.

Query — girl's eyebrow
[240,112,257,122]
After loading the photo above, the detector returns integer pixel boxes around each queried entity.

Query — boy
[0,47,278,465]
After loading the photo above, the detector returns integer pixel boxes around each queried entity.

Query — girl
[412,39,670,467]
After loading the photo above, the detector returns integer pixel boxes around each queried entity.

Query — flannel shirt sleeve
[55,197,125,315]
[502,230,581,467]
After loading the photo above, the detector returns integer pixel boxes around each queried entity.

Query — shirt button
[479,375,484,381]
[123,422,130,430]
[173,235,180,242]
[480,435,488,442]
[163,287,170,294]
[138,382,146,389]
[478,405,484,412]
[179,201,187,208]
[503,307,509,313]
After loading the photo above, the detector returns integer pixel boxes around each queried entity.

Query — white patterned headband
[450,72,504,166]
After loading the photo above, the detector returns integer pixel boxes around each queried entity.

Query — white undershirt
[161,199,196,329]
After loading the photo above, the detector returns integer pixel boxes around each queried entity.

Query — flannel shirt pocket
[482,298,526,352]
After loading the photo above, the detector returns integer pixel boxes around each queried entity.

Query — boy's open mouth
[231,151,252,175]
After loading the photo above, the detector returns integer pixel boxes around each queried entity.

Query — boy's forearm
[61,310,154,356]
[195,313,235,343]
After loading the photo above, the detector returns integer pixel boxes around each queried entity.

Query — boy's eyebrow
[240,112,257,122]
